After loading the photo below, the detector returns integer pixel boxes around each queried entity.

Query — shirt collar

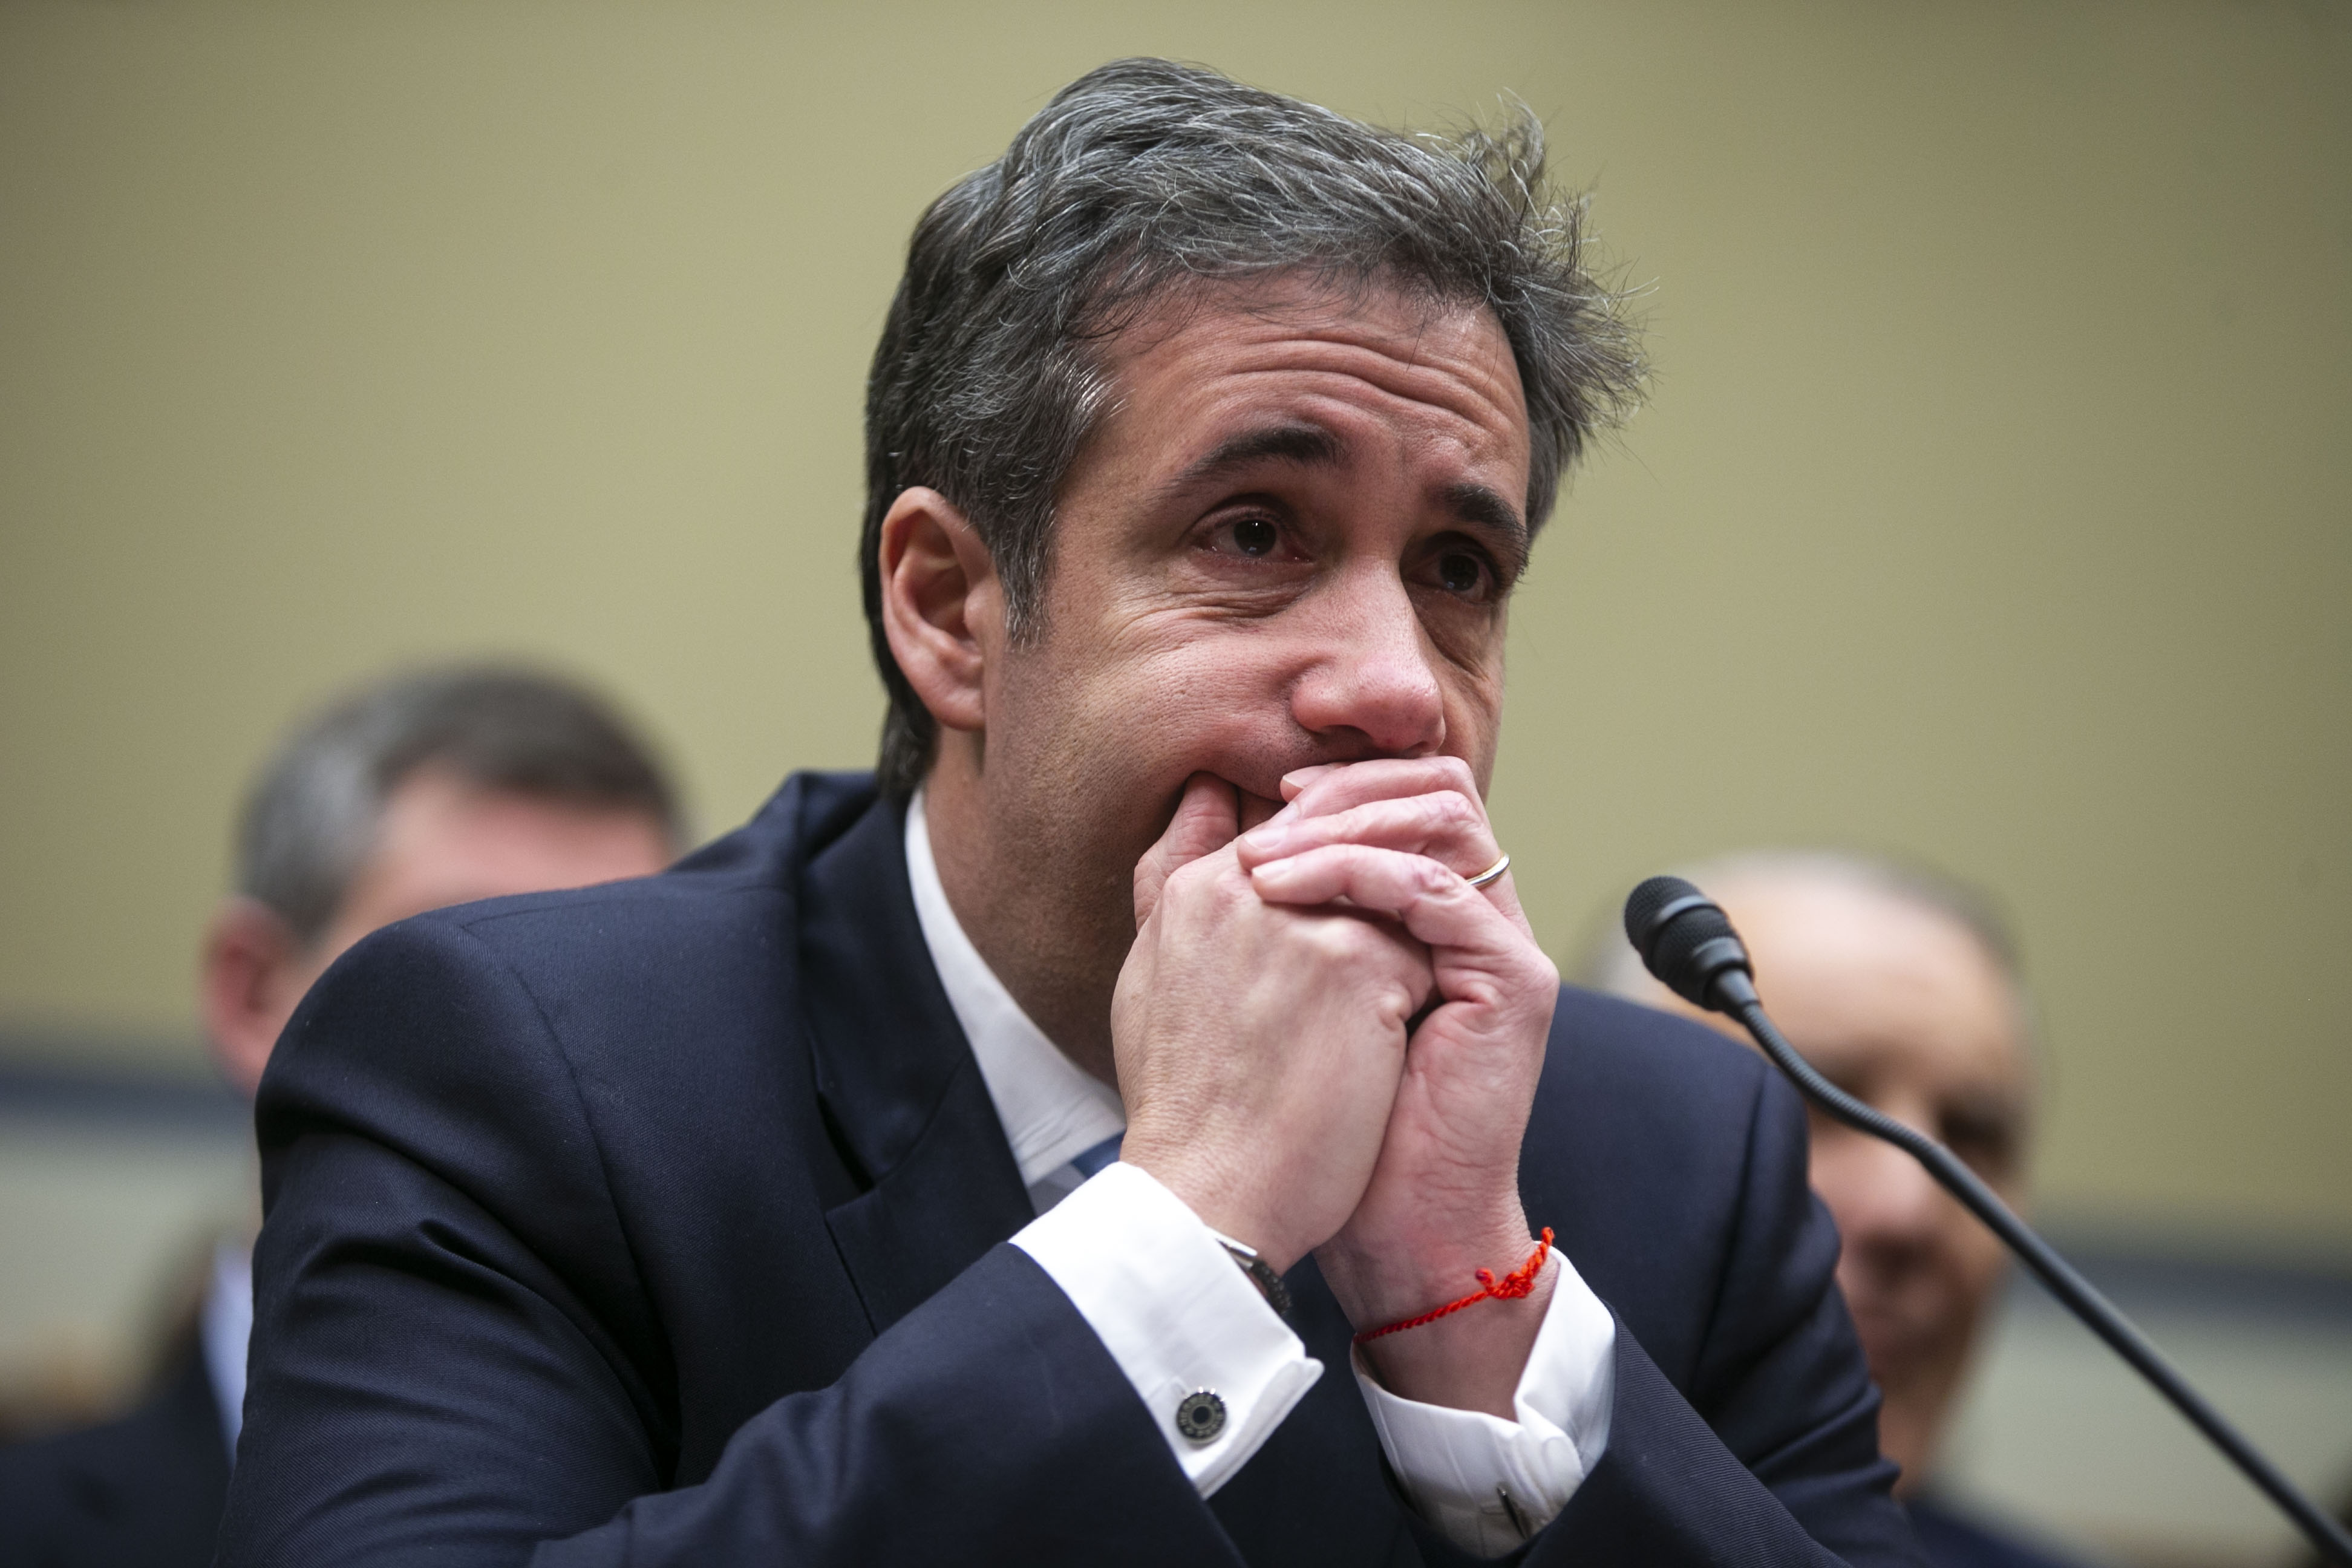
[904,788,1125,1192]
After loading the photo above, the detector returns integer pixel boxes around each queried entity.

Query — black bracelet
[1209,1230,1291,1317]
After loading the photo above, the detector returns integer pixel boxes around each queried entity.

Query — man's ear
[200,897,304,1100]
[878,486,1000,735]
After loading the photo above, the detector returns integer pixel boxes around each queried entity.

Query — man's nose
[1287,568,1446,756]
[1828,1104,1951,1256]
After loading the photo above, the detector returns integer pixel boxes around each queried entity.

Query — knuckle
[1163,854,1233,911]
[1299,918,1361,963]
[1308,842,1363,875]
[1429,791,1478,831]
[1294,816,1342,851]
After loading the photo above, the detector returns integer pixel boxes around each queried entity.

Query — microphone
[1624,875,2352,1566]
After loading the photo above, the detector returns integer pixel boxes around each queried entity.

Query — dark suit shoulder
[1546,982,1777,1130]
[354,768,873,1000]
[247,771,884,1492]
[1527,982,1857,1404]
[260,769,877,1172]
[0,1348,229,1568]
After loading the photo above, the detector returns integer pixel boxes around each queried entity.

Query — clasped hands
[1114,759,1560,1416]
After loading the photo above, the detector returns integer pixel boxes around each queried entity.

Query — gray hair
[235,666,681,947]
[1575,849,2030,1014]
[860,57,1645,794]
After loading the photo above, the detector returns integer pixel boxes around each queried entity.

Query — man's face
[305,767,675,972]
[969,276,1532,998]
[1689,877,2031,1489]
[204,766,674,1097]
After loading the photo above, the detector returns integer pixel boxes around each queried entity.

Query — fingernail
[1240,822,1290,853]
[1279,765,1333,796]
[1250,859,1296,888]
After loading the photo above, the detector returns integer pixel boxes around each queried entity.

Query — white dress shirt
[199,1238,253,1459]
[904,791,1616,1556]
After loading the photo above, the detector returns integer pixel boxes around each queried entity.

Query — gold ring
[1466,852,1511,889]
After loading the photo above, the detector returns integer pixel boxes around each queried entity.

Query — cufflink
[1174,1389,1227,1443]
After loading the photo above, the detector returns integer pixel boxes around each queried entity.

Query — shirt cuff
[1351,1252,1617,1558]
[1011,1161,1323,1497]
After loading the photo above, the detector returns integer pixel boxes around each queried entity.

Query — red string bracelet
[1352,1228,1555,1345]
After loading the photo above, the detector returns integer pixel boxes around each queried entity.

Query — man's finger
[1132,773,1240,929]
[1248,843,1514,958]
[1281,756,1483,822]
[1235,792,1494,879]
[1278,764,1343,802]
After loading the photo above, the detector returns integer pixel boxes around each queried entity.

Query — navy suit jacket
[0,1344,229,1568]
[216,773,1922,1566]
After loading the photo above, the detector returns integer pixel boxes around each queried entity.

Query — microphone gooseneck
[1622,875,2352,1567]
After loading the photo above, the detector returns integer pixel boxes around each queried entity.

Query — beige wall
[2,1,2345,1246]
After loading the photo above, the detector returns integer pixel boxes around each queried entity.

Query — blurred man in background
[0,667,681,1568]
[1582,851,2083,1568]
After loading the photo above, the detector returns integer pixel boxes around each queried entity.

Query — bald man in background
[0,667,682,1568]
[1582,852,2086,1568]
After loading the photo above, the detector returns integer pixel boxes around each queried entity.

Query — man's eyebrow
[1440,481,1530,575]
[1440,481,1526,541]
[1166,423,1345,494]
[1163,425,1530,572]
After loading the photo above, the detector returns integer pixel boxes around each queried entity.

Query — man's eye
[1941,1109,2022,1180]
[1437,550,1486,595]
[1230,517,1279,557]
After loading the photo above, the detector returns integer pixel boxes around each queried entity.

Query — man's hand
[1235,757,1560,1417]
[1114,773,1434,1274]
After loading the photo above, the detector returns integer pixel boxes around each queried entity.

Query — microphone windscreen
[1623,875,1748,1007]
[1622,875,1701,956]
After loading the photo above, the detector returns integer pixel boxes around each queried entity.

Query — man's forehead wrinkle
[1114,284,1521,411]
[1181,353,1526,473]
[1398,307,1448,377]
[1087,286,1533,538]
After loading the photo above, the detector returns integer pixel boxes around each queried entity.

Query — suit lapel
[795,788,1035,1334]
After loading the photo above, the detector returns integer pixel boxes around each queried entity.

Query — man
[0,668,681,1567]
[217,62,1923,1564]
[1583,852,2084,1567]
